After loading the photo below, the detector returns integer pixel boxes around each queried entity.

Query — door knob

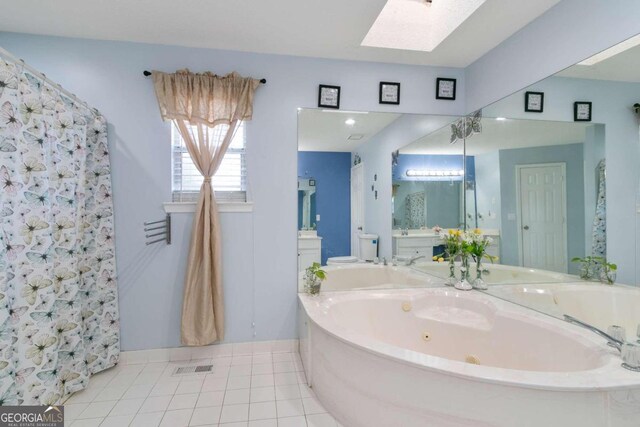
[523,225,530,230]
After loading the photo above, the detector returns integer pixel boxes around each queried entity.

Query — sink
[299,230,318,237]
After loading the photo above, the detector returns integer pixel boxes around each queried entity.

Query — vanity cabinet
[298,237,321,272]
[393,236,438,259]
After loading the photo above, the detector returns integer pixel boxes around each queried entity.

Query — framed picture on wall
[379,81,400,105]
[574,101,592,121]
[525,91,544,112]
[318,85,340,109]
[436,78,456,100]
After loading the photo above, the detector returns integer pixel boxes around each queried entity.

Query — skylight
[361,0,486,52]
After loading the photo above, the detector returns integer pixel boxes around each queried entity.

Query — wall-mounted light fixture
[406,169,464,177]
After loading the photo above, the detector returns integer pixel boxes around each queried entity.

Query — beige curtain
[152,70,260,345]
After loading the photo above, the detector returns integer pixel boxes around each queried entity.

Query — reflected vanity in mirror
[391,118,471,262]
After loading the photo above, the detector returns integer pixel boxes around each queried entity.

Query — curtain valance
[151,69,260,127]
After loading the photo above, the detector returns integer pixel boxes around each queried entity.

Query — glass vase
[305,274,322,295]
[599,268,616,285]
[455,253,472,291]
[579,261,593,280]
[472,258,488,290]
[446,258,457,286]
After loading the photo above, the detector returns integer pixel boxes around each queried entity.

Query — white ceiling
[558,37,640,82]
[0,0,560,67]
[401,118,591,155]
[298,109,400,152]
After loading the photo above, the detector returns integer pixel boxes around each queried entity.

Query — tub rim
[299,287,640,392]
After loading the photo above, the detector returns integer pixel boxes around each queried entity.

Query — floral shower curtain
[0,55,119,405]
[591,159,606,258]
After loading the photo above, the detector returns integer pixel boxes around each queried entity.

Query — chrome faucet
[564,315,623,351]
[405,255,425,266]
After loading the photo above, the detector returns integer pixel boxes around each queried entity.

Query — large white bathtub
[298,288,640,427]
[412,261,575,284]
[487,282,640,342]
[298,263,442,292]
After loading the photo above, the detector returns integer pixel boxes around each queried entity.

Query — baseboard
[119,339,299,365]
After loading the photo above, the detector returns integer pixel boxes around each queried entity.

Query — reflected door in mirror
[518,164,567,273]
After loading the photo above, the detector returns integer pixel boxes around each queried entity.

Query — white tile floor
[64,351,343,427]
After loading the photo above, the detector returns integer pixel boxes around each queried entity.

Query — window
[171,122,247,203]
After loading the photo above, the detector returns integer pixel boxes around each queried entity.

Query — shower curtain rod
[142,70,266,84]
[0,46,100,116]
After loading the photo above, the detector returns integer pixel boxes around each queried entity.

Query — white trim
[119,339,299,365]
[515,162,568,272]
[163,202,254,213]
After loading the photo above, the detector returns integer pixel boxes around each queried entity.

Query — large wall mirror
[297,34,640,346]
[472,36,640,341]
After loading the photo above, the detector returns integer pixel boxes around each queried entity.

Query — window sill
[163,202,254,213]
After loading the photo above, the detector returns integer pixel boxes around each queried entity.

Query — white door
[517,163,567,272]
[350,163,364,257]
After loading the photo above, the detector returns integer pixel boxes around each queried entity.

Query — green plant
[571,256,617,283]
[306,262,326,281]
[304,262,326,295]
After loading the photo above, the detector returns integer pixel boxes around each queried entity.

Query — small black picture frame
[525,91,544,113]
[309,179,316,187]
[574,101,592,122]
[318,84,340,109]
[436,78,456,100]
[379,81,400,105]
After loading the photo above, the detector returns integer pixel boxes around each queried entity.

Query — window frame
[166,122,252,213]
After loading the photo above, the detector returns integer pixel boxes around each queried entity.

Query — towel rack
[144,214,171,245]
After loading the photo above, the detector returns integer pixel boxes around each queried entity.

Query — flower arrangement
[465,229,496,290]
[436,228,495,290]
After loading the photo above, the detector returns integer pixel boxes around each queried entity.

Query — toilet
[326,233,379,265]
[326,256,359,265]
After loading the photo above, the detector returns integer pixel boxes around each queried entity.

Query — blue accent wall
[298,152,351,264]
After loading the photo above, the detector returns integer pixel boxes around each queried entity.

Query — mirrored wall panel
[297,109,463,292]
[474,37,640,342]
[391,118,467,265]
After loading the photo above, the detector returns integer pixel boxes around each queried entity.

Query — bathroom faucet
[563,315,623,351]
[405,255,426,266]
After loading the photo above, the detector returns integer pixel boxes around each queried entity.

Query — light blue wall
[484,76,640,285]
[0,32,466,350]
[465,0,640,112]
[499,143,585,274]
[298,152,351,265]
[474,151,501,230]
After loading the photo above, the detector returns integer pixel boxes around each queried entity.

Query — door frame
[350,163,364,258]
[515,162,568,272]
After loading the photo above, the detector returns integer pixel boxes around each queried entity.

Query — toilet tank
[359,234,378,261]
